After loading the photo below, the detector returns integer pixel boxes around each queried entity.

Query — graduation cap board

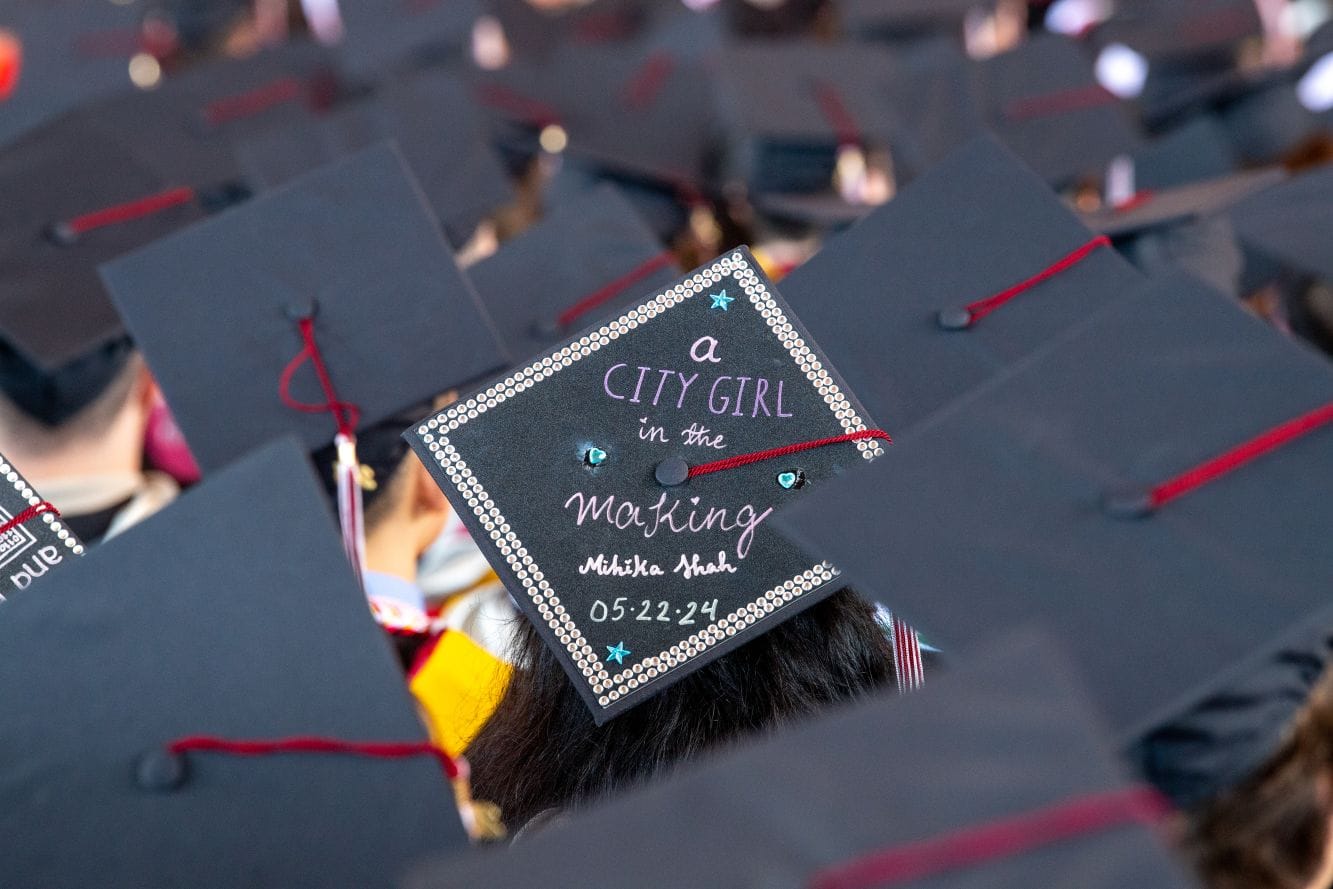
[1229,166,1333,283]
[0,450,82,600]
[101,143,507,477]
[0,112,210,425]
[0,439,467,888]
[775,272,1333,743]
[778,134,1143,435]
[406,629,1195,889]
[466,182,680,365]
[405,249,888,723]
[235,69,513,248]
[1082,167,1286,238]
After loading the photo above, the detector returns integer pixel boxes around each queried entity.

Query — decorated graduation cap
[969,33,1142,187]
[1228,165,1333,284]
[333,0,479,82]
[776,272,1333,748]
[0,112,210,426]
[0,450,83,600]
[716,41,899,205]
[0,439,471,888]
[0,0,152,147]
[778,134,1142,435]
[101,144,507,583]
[405,248,889,723]
[467,183,680,364]
[407,629,1194,889]
[236,68,512,248]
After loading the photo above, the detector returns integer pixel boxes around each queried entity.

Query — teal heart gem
[777,470,805,490]
[584,447,608,467]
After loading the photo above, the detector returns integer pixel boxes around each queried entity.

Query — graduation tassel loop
[278,309,367,583]
[0,501,60,538]
[686,430,892,481]
[1104,401,1333,518]
[148,736,506,842]
[936,235,1111,331]
[807,785,1172,889]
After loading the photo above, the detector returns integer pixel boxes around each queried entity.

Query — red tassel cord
[808,786,1172,889]
[0,501,60,538]
[50,187,196,243]
[555,252,677,330]
[687,430,892,480]
[939,235,1110,330]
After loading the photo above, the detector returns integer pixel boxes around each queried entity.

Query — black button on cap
[1101,488,1156,520]
[935,307,973,331]
[654,457,690,487]
[134,748,188,792]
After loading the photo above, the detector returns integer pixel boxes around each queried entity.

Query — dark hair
[1185,668,1333,889]
[466,587,894,831]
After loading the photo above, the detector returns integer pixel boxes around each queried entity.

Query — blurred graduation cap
[0,0,152,147]
[1081,168,1283,297]
[970,33,1142,187]
[1215,28,1333,164]
[405,248,889,723]
[0,438,469,887]
[715,40,902,226]
[838,0,992,44]
[0,113,211,426]
[1229,165,1333,284]
[1127,115,1240,192]
[778,134,1141,434]
[776,272,1333,755]
[236,69,513,248]
[0,449,83,601]
[466,183,680,364]
[332,0,480,83]
[879,36,984,184]
[78,39,338,187]
[406,629,1195,889]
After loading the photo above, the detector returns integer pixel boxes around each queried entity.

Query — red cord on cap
[474,83,562,128]
[1148,402,1333,511]
[0,502,60,538]
[812,80,862,149]
[1113,190,1156,213]
[622,52,676,109]
[688,430,892,480]
[203,77,304,127]
[944,235,1111,329]
[556,252,677,330]
[1003,84,1118,121]
[808,785,1171,889]
[278,316,360,439]
[53,187,196,240]
[168,735,463,780]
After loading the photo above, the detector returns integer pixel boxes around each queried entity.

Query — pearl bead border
[410,251,878,710]
[0,454,85,564]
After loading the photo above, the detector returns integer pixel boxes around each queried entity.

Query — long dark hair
[466,588,895,831]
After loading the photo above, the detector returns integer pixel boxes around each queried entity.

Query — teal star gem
[606,641,631,665]
[709,290,735,311]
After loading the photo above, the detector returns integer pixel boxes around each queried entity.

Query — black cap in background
[0,438,467,888]
[406,629,1194,889]
[101,143,507,474]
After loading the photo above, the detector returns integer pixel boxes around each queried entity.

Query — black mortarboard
[1229,165,1333,286]
[467,183,680,365]
[0,0,148,147]
[405,248,888,723]
[716,41,900,197]
[839,0,990,43]
[100,143,507,475]
[776,272,1333,747]
[333,0,479,82]
[778,134,1142,435]
[970,33,1142,187]
[0,449,83,600]
[1083,168,1285,238]
[78,39,337,188]
[545,160,697,247]
[1129,115,1240,192]
[236,68,513,248]
[407,629,1194,889]
[879,36,984,185]
[0,113,209,425]
[0,438,467,887]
